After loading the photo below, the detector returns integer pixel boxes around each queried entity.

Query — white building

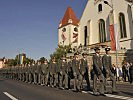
[80,0,133,49]
[0,58,5,69]
[58,0,133,65]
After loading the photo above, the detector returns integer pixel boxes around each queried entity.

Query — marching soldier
[79,53,90,91]
[93,47,105,95]
[27,64,32,83]
[49,57,59,87]
[41,59,49,86]
[37,61,42,85]
[59,55,68,89]
[22,65,25,82]
[102,47,116,92]
[72,53,81,92]
[33,62,38,84]
[67,56,74,89]
[25,64,29,83]
[31,62,35,84]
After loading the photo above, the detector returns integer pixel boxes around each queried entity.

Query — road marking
[82,91,133,100]
[82,91,88,93]
[3,92,18,100]
[105,94,133,100]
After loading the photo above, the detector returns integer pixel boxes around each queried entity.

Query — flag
[73,33,78,43]
[109,11,116,51]
[114,24,120,50]
[61,32,66,41]
[21,55,24,65]
[110,25,116,51]
[73,33,78,38]
[73,37,78,43]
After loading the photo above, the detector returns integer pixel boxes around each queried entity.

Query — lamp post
[104,0,118,68]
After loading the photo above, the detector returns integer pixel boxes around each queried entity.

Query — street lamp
[104,1,113,9]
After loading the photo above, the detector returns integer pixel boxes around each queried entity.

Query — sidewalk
[116,81,133,86]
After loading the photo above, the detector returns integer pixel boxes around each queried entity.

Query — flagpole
[111,0,118,68]
[104,0,118,68]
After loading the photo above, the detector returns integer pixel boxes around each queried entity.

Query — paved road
[0,77,133,100]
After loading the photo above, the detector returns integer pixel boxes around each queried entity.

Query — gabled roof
[59,6,79,28]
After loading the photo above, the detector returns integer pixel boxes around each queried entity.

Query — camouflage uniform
[59,59,68,89]
[49,61,59,87]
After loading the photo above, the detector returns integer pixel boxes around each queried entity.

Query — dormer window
[68,19,73,23]
[98,4,102,12]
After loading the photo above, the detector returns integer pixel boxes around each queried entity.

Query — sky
[0,0,88,60]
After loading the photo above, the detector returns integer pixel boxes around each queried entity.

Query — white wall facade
[58,24,79,48]
[79,0,133,50]
[0,61,4,69]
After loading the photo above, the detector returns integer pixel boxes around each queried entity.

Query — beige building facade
[58,0,133,67]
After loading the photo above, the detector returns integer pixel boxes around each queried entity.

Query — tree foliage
[50,44,71,61]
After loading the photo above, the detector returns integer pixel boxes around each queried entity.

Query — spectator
[125,62,130,82]
[112,64,117,80]
[122,61,130,82]
[129,62,133,84]
[122,61,126,82]
[116,67,122,81]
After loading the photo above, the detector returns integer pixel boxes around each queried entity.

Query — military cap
[82,52,87,56]
[74,52,79,55]
[94,47,100,51]
[61,55,66,60]
[105,47,111,51]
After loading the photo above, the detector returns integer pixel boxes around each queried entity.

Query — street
[0,77,133,100]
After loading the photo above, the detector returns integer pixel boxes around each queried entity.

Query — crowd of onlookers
[111,61,133,84]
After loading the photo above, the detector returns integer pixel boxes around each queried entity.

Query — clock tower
[58,6,79,48]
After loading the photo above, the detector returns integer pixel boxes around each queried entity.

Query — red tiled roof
[60,6,79,27]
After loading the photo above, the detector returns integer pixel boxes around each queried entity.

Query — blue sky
[0,0,88,60]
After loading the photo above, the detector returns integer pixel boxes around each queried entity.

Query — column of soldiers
[0,47,116,95]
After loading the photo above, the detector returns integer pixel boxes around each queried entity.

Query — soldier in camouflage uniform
[59,55,68,89]
[79,53,90,91]
[37,61,42,85]
[28,63,33,84]
[41,59,49,86]
[67,56,74,89]
[72,53,81,91]
[49,57,59,87]
[25,64,29,83]
[93,47,105,95]
[33,63,38,84]
[102,47,116,92]
[22,65,25,82]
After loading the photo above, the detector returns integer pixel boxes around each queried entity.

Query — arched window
[99,19,106,43]
[119,13,127,38]
[98,4,102,12]
[74,27,78,32]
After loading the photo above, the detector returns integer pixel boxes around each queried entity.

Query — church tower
[58,6,79,48]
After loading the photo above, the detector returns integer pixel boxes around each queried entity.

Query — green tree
[50,44,71,61]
